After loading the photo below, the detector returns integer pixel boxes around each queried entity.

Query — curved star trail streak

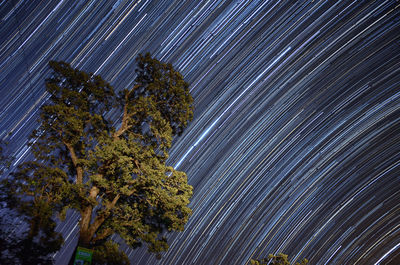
[1,1,399,264]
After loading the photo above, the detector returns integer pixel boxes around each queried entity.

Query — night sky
[1,1,400,264]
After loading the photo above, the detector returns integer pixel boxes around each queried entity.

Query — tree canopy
[4,53,194,262]
[0,211,63,265]
[251,253,309,265]
[0,142,63,264]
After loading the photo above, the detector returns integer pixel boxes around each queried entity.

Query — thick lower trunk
[79,192,120,244]
[79,186,100,243]
[79,210,107,246]
[73,189,118,262]
[67,229,93,265]
[79,229,93,246]
[80,206,93,241]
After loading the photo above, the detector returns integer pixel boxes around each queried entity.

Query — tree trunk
[80,206,93,243]
[68,234,93,265]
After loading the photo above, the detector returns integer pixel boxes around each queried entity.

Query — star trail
[1,1,400,264]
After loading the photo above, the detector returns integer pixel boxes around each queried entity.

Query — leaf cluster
[0,207,63,265]
[92,240,130,265]
[251,253,308,265]
[133,53,193,136]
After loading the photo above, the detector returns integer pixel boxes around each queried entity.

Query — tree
[92,240,130,265]
[4,53,194,262]
[0,211,63,265]
[0,142,63,264]
[0,140,12,175]
[251,253,308,265]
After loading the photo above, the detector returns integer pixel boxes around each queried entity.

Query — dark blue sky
[1,1,400,264]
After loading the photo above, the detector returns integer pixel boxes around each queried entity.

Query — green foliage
[0,141,12,175]
[134,53,193,136]
[251,253,308,265]
[4,53,194,261]
[0,142,62,264]
[92,240,130,265]
[0,209,63,265]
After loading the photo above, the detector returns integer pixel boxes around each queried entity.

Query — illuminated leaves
[5,54,194,259]
[251,253,309,265]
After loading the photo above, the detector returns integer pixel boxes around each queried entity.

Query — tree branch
[113,91,131,139]
[92,228,113,243]
[89,186,99,199]
[79,185,100,244]
[86,193,121,243]
[63,141,83,185]
[109,193,120,208]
